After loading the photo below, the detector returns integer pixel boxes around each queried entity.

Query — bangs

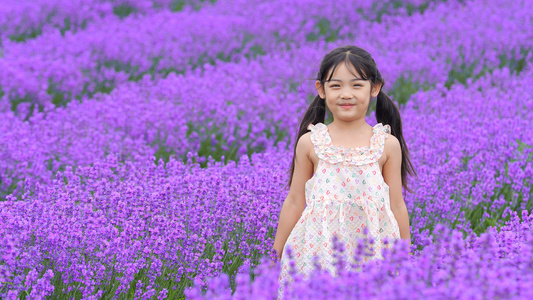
[325,52,371,82]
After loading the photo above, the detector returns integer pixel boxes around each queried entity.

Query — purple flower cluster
[0,0,207,41]
[0,151,291,298]
[0,0,532,298]
[191,211,533,298]
[0,69,297,197]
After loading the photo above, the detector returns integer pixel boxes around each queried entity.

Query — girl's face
[315,62,382,122]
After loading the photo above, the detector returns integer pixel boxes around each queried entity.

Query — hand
[268,258,279,270]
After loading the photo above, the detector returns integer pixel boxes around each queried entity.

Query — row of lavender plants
[2,0,529,121]
[1,0,532,298]
[1,0,531,199]
[0,0,212,42]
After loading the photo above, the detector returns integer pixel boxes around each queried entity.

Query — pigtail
[376,90,417,194]
[284,95,326,190]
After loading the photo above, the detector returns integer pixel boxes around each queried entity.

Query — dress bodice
[304,122,392,220]
[307,122,391,165]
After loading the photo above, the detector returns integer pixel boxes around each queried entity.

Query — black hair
[285,45,417,194]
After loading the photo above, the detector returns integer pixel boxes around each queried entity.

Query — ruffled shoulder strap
[372,123,391,150]
[307,122,330,146]
[306,122,392,165]
[374,122,391,135]
[373,122,391,136]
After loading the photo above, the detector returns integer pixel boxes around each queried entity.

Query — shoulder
[384,133,402,161]
[296,131,313,157]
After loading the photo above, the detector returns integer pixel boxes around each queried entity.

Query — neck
[329,118,369,133]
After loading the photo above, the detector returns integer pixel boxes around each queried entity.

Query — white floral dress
[277,122,401,298]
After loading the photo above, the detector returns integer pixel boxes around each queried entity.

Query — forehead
[327,62,362,79]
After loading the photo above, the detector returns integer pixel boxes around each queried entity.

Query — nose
[340,88,353,99]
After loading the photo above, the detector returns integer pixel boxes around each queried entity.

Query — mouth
[339,104,355,109]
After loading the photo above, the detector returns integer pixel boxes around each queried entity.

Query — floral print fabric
[277,122,401,299]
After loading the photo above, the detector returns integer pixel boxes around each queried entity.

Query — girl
[272,45,416,297]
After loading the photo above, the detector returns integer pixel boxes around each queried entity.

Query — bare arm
[272,132,314,260]
[382,135,412,250]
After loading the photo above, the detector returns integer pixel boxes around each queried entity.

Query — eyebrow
[326,78,364,82]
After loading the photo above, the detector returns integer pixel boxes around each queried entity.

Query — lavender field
[1,0,532,299]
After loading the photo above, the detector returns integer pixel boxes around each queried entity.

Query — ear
[371,82,383,98]
[315,80,325,99]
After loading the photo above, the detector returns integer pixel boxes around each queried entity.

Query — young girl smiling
[273,45,416,298]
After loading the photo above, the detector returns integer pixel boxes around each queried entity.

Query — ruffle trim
[307,122,391,165]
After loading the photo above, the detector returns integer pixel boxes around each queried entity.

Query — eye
[331,84,340,88]
[353,84,362,87]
